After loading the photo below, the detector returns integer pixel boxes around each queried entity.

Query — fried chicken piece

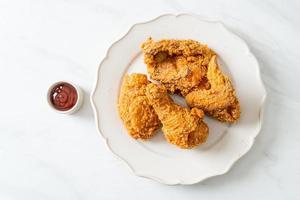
[185,56,240,123]
[145,83,209,149]
[141,38,216,96]
[118,73,160,139]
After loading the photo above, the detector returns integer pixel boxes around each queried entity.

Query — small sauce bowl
[47,81,83,114]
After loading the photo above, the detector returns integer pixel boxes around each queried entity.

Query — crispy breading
[118,73,160,139]
[185,56,240,122]
[145,83,208,149]
[142,38,240,123]
[141,38,216,96]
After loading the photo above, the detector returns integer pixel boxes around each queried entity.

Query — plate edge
[90,13,268,185]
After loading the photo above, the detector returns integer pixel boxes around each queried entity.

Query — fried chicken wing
[118,73,160,139]
[141,38,216,96]
[185,56,240,123]
[145,83,209,149]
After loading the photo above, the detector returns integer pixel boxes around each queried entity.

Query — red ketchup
[50,82,78,111]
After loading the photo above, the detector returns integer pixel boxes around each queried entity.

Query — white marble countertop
[0,0,299,199]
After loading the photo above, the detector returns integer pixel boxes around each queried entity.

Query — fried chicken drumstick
[118,73,160,139]
[145,83,209,149]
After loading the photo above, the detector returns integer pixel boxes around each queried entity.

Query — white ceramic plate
[91,14,266,185]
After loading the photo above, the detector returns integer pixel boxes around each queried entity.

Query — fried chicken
[185,56,240,123]
[142,38,240,123]
[145,83,209,149]
[141,38,216,96]
[118,73,160,139]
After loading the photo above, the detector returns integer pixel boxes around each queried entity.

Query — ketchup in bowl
[48,81,83,114]
[50,82,78,111]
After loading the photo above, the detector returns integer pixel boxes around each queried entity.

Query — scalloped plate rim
[90,13,267,185]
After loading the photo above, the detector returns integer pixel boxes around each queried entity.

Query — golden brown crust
[145,83,208,149]
[185,56,240,122]
[141,38,216,96]
[142,38,240,123]
[118,73,160,139]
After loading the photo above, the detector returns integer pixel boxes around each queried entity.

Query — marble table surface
[0,0,299,199]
